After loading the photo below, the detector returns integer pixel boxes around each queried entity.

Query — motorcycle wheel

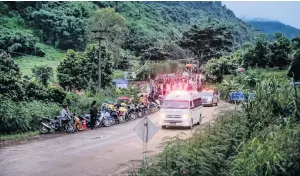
[129,113,137,120]
[103,118,111,127]
[76,123,83,131]
[112,117,117,125]
[39,124,50,134]
[119,116,125,123]
[137,112,143,118]
[94,120,102,128]
[65,122,75,133]
[144,109,149,115]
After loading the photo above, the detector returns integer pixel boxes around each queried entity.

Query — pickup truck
[228,91,255,103]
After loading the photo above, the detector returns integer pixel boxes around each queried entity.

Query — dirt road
[0,101,232,176]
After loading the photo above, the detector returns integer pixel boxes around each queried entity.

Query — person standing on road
[90,101,98,130]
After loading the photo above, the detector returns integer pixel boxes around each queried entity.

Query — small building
[112,79,128,89]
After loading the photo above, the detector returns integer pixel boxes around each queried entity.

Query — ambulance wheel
[197,114,202,125]
[189,119,193,129]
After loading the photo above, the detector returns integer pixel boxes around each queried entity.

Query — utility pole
[91,29,108,89]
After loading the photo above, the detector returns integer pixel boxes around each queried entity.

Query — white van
[159,91,203,129]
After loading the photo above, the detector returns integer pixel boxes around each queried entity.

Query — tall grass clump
[133,110,249,176]
[65,86,139,114]
[0,100,60,133]
[229,124,300,176]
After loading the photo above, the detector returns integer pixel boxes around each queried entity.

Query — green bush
[65,89,118,115]
[0,51,25,101]
[0,100,60,133]
[203,56,238,83]
[0,31,45,57]
[32,65,53,86]
[57,45,113,90]
[229,125,300,176]
[24,81,66,104]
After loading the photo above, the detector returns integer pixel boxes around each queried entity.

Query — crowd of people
[149,72,204,96]
[137,72,205,107]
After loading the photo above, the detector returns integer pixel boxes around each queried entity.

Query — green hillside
[0,1,257,79]
[247,20,300,39]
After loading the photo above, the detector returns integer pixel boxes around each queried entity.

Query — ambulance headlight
[182,114,189,119]
[160,113,166,119]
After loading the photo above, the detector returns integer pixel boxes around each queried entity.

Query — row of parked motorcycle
[39,101,160,134]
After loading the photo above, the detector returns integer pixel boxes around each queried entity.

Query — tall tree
[57,50,86,91]
[83,44,113,89]
[291,35,300,51]
[88,8,126,87]
[141,46,171,62]
[269,33,291,69]
[243,37,272,68]
[57,45,113,91]
[179,24,234,67]
[288,50,300,81]
[163,43,186,60]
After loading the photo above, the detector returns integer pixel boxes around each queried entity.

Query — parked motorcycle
[117,106,127,123]
[39,115,75,134]
[139,104,148,116]
[136,104,144,118]
[72,114,83,131]
[148,102,159,114]
[80,112,103,128]
[127,104,138,120]
[102,111,114,127]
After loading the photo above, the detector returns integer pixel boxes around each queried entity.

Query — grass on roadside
[0,131,39,141]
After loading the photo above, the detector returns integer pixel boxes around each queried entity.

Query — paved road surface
[0,101,231,176]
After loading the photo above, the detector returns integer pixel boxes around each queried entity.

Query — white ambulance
[159,91,203,129]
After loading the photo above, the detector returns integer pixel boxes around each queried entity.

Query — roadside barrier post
[143,116,148,164]
[83,119,87,130]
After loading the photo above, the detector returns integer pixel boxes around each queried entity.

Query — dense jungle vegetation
[0,1,258,134]
[2,2,300,175]
[0,2,255,72]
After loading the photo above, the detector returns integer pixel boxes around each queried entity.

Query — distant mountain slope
[114,1,256,47]
[246,20,300,39]
[2,1,257,56]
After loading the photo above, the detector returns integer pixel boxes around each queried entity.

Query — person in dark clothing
[90,100,98,130]
[148,93,160,105]
[162,83,167,95]
[157,86,162,95]
[197,85,202,92]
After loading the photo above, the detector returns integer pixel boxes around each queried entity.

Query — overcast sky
[222,1,300,29]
